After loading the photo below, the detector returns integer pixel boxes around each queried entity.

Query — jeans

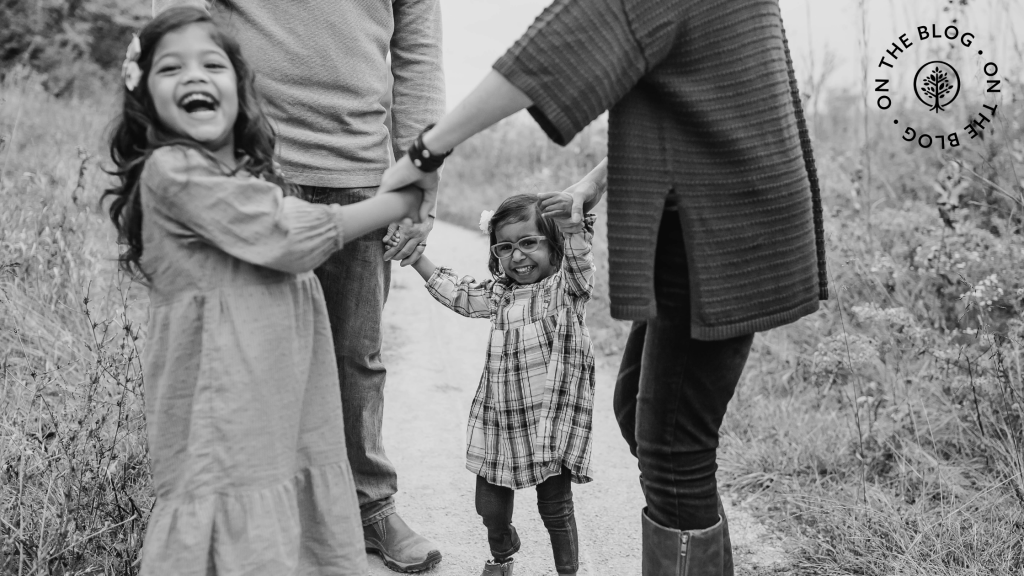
[613,204,754,531]
[302,186,396,525]
[475,469,579,575]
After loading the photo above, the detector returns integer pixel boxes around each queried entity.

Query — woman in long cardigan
[379,1,827,574]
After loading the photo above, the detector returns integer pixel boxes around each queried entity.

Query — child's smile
[179,91,220,120]
[495,215,556,284]
[147,23,238,164]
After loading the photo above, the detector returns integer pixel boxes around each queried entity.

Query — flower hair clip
[122,34,142,92]
[478,210,494,234]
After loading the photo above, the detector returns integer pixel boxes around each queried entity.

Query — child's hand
[383,222,402,249]
[383,217,429,265]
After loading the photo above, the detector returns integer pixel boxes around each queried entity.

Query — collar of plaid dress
[406,124,452,172]
[121,34,142,92]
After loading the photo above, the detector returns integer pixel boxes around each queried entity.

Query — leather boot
[364,512,442,573]
[718,497,733,576]
[480,558,514,576]
[642,508,725,576]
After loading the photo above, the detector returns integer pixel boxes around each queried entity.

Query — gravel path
[373,220,789,575]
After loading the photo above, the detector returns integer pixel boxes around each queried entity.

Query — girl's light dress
[425,215,598,489]
[137,146,367,575]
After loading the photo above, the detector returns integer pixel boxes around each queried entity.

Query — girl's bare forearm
[338,190,420,242]
[412,254,437,281]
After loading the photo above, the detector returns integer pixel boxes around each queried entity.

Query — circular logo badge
[913,60,960,112]
[872,25,1002,150]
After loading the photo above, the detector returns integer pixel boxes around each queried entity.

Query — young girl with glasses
[385,160,605,576]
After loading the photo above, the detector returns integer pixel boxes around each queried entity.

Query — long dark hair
[103,6,288,278]
[486,194,565,280]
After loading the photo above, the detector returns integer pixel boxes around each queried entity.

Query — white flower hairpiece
[122,34,142,92]
[478,209,494,234]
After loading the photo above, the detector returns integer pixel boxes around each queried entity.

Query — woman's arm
[378,71,533,223]
[538,158,607,224]
[152,0,209,14]
[422,72,532,154]
[378,0,671,210]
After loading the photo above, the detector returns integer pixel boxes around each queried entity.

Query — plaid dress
[425,215,597,489]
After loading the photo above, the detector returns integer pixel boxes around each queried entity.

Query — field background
[2,0,1024,574]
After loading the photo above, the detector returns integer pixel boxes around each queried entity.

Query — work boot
[480,558,514,576]
[364,513,442,573]
[641,508,726,576]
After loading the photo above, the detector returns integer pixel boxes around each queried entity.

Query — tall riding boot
[718,497,733,576]
[641,509,725,576]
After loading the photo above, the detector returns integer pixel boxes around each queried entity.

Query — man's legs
[304,186,441,572]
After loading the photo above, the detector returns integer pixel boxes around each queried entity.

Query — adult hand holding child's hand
[377,167,438,267]
[538,190,584,234]
[539,158,608,232]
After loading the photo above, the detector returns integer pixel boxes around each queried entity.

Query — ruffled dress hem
[141,460,367,575]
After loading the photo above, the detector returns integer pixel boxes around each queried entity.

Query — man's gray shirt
[155,0,445,188]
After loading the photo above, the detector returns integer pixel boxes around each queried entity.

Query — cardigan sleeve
[492,0,683,145]
[425,267,494,319]
[141,147,346,275]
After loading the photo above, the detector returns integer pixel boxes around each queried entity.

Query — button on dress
[136,146,367,575]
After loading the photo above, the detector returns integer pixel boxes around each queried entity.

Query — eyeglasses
[490,236,547,259]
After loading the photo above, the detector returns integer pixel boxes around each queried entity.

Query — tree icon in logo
[914,61,960,113]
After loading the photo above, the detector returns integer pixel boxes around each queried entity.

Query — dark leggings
[475,469,578,574]
[613,206,754,531]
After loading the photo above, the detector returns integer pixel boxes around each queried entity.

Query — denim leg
[536,469,579,575]
[623,208,754,531]
[636,314,752,531]
[302,186,397,525]
[475,476,521,562]
[613,321,647,460]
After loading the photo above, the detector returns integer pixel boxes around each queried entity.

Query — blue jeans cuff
[361,500,397,526]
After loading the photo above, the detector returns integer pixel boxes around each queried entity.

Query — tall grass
[1,76,151,574]
[2,65,1022,575]
[715,82,1024,573]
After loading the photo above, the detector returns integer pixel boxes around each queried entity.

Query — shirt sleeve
[390,0,446,154]
[561,214,596,299]
[141,147,345,275]
[492,0,683,145]
[425,267,494,319]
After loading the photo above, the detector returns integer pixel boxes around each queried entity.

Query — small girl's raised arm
[560,214,597,300]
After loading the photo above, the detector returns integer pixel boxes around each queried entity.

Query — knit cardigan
[493,0,828,340]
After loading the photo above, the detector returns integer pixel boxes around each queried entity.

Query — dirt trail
[374,221,789,575]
